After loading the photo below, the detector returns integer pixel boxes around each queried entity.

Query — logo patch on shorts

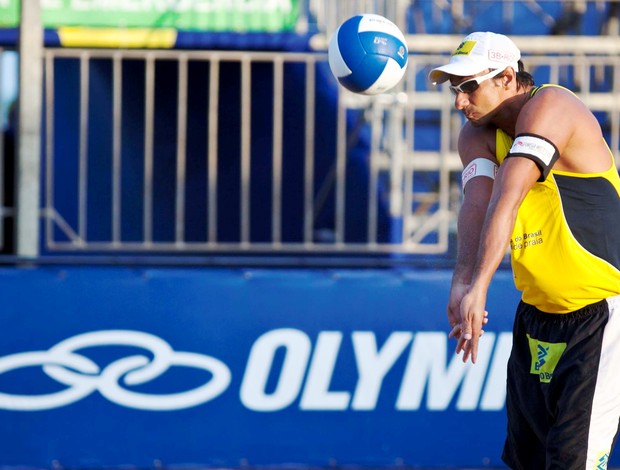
[595,452,609,470]
[527,335,566,383]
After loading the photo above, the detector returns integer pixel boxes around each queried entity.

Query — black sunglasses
[449,68,506,95]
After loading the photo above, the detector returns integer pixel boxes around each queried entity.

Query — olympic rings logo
[0,330,231,411]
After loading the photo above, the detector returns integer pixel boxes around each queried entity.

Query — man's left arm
[457,156,540,363]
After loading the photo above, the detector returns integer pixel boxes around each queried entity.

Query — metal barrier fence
[42,48,455,256]
[3,0,620,260]
[35,44,620,258]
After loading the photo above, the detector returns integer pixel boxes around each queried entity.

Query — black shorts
[502,296,620,470]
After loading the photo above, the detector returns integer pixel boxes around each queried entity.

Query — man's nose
[454,92,468,110]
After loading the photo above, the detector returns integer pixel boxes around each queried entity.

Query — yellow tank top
[496,85,620,313]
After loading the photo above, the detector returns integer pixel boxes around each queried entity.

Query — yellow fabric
[495,128,513,164]
[58,27,177,49]
[494,86,620,312]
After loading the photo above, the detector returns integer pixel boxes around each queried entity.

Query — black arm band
[505,133,560,181]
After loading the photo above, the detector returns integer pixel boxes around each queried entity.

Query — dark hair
[515,60,535,90]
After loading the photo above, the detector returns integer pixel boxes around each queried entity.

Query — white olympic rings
[0,330,231,411]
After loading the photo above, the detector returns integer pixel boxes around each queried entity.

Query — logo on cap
[489,49,517,64]
[452,40,476,57]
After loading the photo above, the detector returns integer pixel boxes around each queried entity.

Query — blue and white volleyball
[328,14,408,95]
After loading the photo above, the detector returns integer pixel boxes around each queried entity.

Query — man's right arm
[447,124,496,331]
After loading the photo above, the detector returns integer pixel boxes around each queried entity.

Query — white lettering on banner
[300,332,350,410]
[241,329,510,412]
[480,332,512,410]
[0,329,511,412]
[297,331,414,411]
[240,329,312,411]
[350,331,413,410]
[68,0,291,13]
[397,332,495,410]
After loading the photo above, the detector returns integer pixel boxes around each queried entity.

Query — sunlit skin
[446,68,531,362]
[445,66,613,363]
[451,69,530,132]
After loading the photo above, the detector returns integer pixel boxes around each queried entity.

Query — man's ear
[503,67,517,88]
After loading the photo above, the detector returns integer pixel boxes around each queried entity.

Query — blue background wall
[3,3,619,467]
[0,266,543,468]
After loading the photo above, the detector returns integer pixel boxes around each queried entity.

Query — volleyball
[328,14,408,95]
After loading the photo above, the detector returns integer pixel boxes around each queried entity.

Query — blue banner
[0,266,572,468]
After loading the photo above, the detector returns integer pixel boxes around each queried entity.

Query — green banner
[0,0,299,32]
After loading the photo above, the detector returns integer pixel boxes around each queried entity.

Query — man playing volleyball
[430,31,620,468]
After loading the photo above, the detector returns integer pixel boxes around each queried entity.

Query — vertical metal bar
[335,88,346,245]
[112,52,122,245]
[403,62,416,247]
[503,1,514,32]
[613,107,620,162]
[44,52,54,249]
[0,48,5,249]
[329,1,339,47]
[368,101,382,245]
[78,52,90,244]
[207,56,220,243]
[390,101,405,244]
[16,0,43,258]
[438,140,451,250]
[143,54,155,244]
[396,0,409,33]
[176,54,188,244]
[303,57,316,245]
[578,55,589,93]
[550,59,560,86]
[272,56,284,245]
[431,0,442,27]
[240,55,251,245]
[612,60,620,161]
[452,0,465,30]
[436,88,453,250]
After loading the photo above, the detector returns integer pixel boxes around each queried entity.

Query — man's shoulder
[530,83,575,95]
[526,84,579,106]
[458,122,500,161]
[461,121,498,140]
[521,83,591,128]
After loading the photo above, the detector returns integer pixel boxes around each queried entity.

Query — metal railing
[3,0,620,261]
[41,48,455,256]
[34,44,620,258]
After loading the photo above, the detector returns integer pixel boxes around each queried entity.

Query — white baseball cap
[429,31,521,85]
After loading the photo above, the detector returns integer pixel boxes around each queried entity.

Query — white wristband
[462,158,498,189]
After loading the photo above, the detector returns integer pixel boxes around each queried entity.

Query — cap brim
[428,61,488,85]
